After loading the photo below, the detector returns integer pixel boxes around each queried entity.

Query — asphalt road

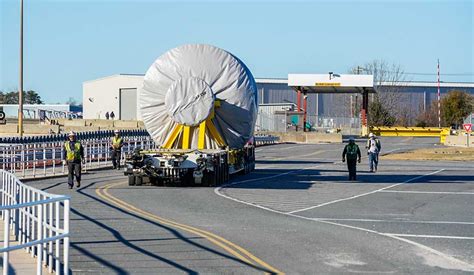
[27,137,474,274]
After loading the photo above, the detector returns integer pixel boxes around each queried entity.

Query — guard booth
[288,73,376,135]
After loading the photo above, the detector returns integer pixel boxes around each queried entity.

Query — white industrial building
[83,74,474,130]
[83,74,294,120]
[83,74,143,120]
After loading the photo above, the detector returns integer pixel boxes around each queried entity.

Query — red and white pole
[437,59,441,128]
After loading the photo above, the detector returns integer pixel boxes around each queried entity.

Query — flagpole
[437,59,441,128]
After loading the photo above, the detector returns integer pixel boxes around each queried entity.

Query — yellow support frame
[162,124,183,149]
[206,119,226,147]
[182,126,191,149]
[198,120,207,149]
[162,100,227,149]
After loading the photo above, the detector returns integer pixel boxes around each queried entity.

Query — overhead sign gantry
[288,73,376,134]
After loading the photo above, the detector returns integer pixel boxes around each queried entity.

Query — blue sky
[1,0,473,104]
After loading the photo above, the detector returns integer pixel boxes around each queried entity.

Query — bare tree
[350,60,410,126]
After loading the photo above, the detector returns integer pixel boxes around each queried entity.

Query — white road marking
[384,233,474,240]
[379,190,474,195]
[312,218,474,225]
[287,169,445,214]
[214,187,474,271]
[215,145,474,272]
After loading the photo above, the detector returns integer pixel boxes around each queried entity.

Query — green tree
[0,90,43,104]
[441,90,473,128]
[4,91,19,104]
[25,90,43,104]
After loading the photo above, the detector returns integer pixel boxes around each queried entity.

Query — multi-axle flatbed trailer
[125,145,255,186]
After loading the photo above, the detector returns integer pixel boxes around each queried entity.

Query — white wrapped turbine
[139,44,258,149]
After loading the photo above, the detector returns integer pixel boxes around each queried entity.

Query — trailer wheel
[206,171,216,187]
[128,175,136,186]
[135,176,143,186]
[244,161,249,174]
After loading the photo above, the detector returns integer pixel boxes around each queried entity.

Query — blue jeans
[368,152,379,171]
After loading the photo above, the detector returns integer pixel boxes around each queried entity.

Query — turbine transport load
[125,44,257,186]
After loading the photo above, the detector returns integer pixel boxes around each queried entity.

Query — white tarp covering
[139,44,258,149]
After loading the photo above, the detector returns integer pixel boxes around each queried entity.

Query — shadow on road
[65,180,276,274]
[225,168,473,190]
[256,160,332,165]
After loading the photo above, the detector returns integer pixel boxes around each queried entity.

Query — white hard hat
[369,133,375,137]
[114,129,120,133]
[68,131,76,136]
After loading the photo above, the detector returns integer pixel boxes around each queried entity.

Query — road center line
[287,169,445,214]
[97,182,283,274]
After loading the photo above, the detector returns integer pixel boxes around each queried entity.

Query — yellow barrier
[370,126,451,143]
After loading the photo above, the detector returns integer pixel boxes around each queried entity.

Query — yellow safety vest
[112,137,122,150]
[65,141,81,161]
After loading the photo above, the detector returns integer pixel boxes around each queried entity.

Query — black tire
[250,161,255,172]
[128,175,136,186]
[135,176,143,186]
[207,171,216,187]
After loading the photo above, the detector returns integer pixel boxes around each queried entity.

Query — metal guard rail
[0,135,278,180]
[0,137,156,179]
[0,129,148,145]
[370,126,451,143]
[1,170,70,275]
[254,135,279,146]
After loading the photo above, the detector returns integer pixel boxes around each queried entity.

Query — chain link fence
[256,112,361,134]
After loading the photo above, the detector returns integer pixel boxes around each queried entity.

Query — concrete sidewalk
[0,219,50,274]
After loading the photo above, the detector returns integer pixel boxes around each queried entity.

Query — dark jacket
[343,143,361,161]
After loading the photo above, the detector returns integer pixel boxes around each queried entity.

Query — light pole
[18,0,24,136]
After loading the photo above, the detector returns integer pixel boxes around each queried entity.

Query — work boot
[68,184,73,189]
[76,181,81,188]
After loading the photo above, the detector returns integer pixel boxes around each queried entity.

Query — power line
[355,68,474,76]
[401,72,474,76]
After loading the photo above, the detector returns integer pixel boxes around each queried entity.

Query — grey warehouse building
[83,74,474,129]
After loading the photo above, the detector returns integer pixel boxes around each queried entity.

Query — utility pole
[18,0,24,136]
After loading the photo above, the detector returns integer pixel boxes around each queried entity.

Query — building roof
[288,74,376,94]
[380,81,474,88]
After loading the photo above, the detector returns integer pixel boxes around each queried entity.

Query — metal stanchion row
[1,170,70,275]
[254,135,280,146]
[0,130,155,180]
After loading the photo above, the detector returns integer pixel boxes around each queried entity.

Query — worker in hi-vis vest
[342,137,361,181]
[63,131,84,189]
[366,133,381,173]
[111,129,124,169]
